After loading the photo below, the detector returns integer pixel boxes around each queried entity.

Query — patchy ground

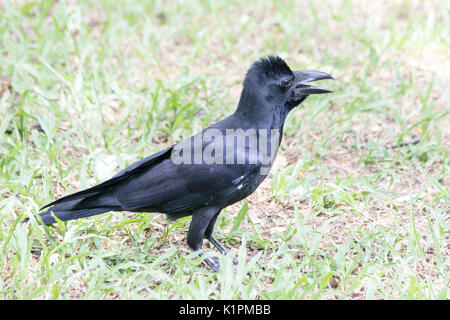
[0,0,448,299]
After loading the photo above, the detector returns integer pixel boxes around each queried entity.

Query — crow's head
[240,56,333,113]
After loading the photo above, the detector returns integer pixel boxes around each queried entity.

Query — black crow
[35,56,333,271]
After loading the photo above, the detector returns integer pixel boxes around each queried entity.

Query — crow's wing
[113,159,255,213]
[111,135,261,213]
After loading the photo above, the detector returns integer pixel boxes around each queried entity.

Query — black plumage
[35,56,333,271]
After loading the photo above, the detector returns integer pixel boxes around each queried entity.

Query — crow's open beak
[293,70,334,95]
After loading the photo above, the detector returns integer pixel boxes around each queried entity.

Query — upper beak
[293,70,334,95]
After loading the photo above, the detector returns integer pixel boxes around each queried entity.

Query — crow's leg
[204,212,238,265]
[187,205,222,272]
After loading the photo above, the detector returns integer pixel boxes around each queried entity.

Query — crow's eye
[280,78,293,88]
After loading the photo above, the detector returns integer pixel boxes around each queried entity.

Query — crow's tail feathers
[26,145,174,225]
[34,193,121,225]
[38,206,115,225]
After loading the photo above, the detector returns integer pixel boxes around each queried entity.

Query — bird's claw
[203,255,238,272]
[204,256,220,272]
[206,235,239,268]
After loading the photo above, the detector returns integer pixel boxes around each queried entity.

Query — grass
[0,0,449,299]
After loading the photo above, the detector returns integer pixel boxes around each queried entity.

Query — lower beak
[293,70,334,95]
